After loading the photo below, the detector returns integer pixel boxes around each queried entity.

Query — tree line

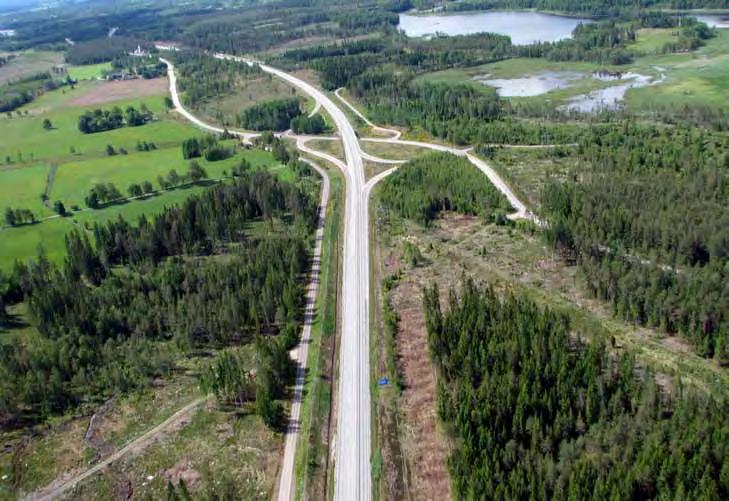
[78,105,153,134]
[424,277,729,499]
[1,72,69,113]
[182,135,234,162]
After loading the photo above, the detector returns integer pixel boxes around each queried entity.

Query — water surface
[694,14,729,28]
[561,71,666,113]
[399,11,591,44]
[474,71,582,96]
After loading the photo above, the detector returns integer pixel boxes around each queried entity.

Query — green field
[0,84,191,165]
[628,29,729,111]
[0,163,53,217]
[50,143,269,208]
[67,62,113,80]
[0,75,291,271]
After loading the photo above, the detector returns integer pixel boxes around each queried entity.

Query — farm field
[66,62,112,81]
[0,80,188,165]
[0,65,290,271]
[0,50,63,85]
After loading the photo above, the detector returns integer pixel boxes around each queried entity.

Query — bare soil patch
[389,275,453,501]
[70,78,167,107]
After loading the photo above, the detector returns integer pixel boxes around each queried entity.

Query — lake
[694,14,729,28]
[398,11,592,45]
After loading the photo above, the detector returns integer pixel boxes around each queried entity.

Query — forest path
[26,398,206,501]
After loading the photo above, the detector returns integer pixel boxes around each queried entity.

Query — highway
[165,54,373,501]
[258,63,375,501]
[163,53,532,501]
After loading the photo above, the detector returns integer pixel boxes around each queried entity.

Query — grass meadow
[415,28,729,113]
[0,65,291,271]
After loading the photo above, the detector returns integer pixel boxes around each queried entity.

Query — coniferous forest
[379,152,512,225]
[424,279,729,500]
[0,171,317,427]
[541,124,729,361]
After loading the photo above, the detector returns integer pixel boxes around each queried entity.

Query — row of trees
[3,207,36,227]
[84,183,123,208]
[424,278,729,499]
[0,170,317,424]
[78,105,153,134]
[1,72,68,113]
[379,152,512,225]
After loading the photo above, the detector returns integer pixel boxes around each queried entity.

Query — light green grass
[0,150,287,271]
[50,142,260,208]
[627,30,729,111]
[67,62,113,81]
[0,85,191,166]
[633,28,682,54]
[0,163,53,217]
[0,217,74,269]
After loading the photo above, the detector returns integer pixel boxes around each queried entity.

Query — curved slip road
[334,88,401,140]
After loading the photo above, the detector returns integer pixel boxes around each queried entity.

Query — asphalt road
[277,158,330,501]
[162,53,534,501]
[163,56,370,500]
[256,62,375,501]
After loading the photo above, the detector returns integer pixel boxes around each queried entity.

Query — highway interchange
[156,55,532,501]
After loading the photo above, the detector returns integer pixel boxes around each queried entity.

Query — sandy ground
[70,78,168,106]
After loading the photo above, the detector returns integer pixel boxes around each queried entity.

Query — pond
[560,71,666,113]
[398,11,592,45]
[474,71,583,97]
[694,14,729,28]
[473,69,666,112]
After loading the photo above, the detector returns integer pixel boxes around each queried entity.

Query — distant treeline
[66,37,153,65]
[425,278,729,499]
[429,0,729,17]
